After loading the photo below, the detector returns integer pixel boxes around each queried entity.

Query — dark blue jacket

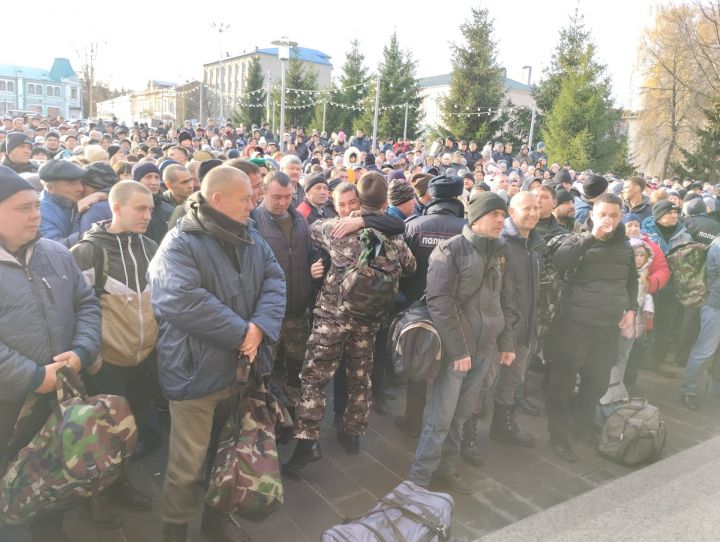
[79,199,112,236]
[148,211,286,401]
[39,190,81,247]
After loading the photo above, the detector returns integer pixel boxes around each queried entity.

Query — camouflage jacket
[310,210,416,320]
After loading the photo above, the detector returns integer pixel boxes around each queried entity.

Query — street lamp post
[271,37,297,152]
[523,65,536,149]
[211,22,231,123]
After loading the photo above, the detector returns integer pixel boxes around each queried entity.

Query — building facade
[202,46,332,121]
[0,58,82,119]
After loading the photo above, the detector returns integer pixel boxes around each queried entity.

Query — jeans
[681,304,720,397]
[410,355,490,487]
[615,335,635,382]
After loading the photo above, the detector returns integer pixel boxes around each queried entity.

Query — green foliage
[498,104,543,151]
[232,55,265,128]
[539,12,622,171]
[271,48,319,131]
[320,40,370,134]
[440,7,505,142]
[672,97,720,182]
[357,32,422,142]
[610,135,637,177]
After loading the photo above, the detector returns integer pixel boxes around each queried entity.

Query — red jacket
[641,234,670,295]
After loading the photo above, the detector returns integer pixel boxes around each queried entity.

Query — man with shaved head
[462,191,544,466]
[149,165,286,542]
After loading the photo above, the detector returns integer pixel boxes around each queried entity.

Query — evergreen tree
[539,12,621,171]
[333,40,371,133]
[440,7,505,143]
[673,97,720,182]
[233,55,265,128]
[357,32,422,144]
[610,135,637,177]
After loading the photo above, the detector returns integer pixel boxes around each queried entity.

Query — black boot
[282,439,322,473]
[460,416,484,467]
[105,472,153,511]
[161,522,188,542]
[201,506,252,542]
[337,430,360,455]
[84,493,124,530]
[277,406,295,445]
[490,404,535,447]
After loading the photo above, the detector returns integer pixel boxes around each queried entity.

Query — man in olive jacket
[410,192,516,495]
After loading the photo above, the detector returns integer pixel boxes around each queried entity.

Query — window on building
[71,87,77,100]
[8,81,13,92]
[47,106,60,117]
[0,81,5,91]
[55,87,61,97]
[28,83,34,94]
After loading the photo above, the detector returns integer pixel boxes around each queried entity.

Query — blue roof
[256,46,332,67]
[0,58,76,82]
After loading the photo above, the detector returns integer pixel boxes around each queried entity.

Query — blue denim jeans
[410,355,490,487]
[681,304,720,397]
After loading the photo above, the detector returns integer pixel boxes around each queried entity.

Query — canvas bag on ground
[598,398,667,466]
[322,481,454,542]
[0,367,137,524]
[388,299,443,381]
[204,369,288,519]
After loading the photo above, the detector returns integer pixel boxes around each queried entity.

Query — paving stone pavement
[55,362,720,542]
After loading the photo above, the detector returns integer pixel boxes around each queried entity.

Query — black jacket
[622,196,653,223]
[535,214,568,242]
[147,194,175,245]
[2,156,38,174]
[401,198,467,306]
[254,205,316,317]
[501,218,545,347]
[553,224,639,327]
[685,214,720,246]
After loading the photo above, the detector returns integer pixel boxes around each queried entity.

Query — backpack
[388,300,443,382]
[0,368,137,524]
[535,233,574,346]
[666,242,708,307]
[338,228,401,321]
[322,481,454,542]
[598,398,667,466]
[75,237,158,367]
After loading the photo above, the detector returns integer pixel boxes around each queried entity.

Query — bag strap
[79,237,109,297]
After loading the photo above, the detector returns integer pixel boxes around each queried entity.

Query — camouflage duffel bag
[205,371,287,519]
[0,367,137,524]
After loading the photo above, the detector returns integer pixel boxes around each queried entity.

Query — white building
[418,73,536,130]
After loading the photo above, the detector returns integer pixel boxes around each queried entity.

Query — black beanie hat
[178,131,192,144]
[107,144,121,159]
[467,191,508,225]
[5,132,33,155]
[304,173,328,192]
[555,189,574,206]
[198,159,223,183]
[131,161,161,182]
[428,174,464,199]
[583,174,608,199]
[653,199,678,222]
[554,169,572,184]
[83,162,118,190]
[0,165,35,202]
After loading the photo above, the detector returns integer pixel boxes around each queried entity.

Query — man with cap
[38,159,94,247]
[553,189,576,231]
[2,132,38,174]
[132,161,175,244]
[546,193,638,462]
[574,174,608,232]
[395,174,468,437]
[297,173,337,224]
[44,131,61,159]
[0,165,101,542]
[684,196,720,246]
[529,141,548,165]
[79,162,119,234]
[284,172,416,470]
[409,192,515,494]
[387,179,417,220]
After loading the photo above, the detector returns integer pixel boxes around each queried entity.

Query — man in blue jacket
[0,165,101,542]
[149,166,285,542]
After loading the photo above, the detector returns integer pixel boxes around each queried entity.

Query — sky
[7,0,661,108]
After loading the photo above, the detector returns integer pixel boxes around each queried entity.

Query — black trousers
[649,289,683,366]
[546,320,620,440]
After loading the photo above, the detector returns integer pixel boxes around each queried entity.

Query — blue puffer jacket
[0,238,101,402]
[39,190,81,247]
[148,211,286,401]
[641,216,693,255]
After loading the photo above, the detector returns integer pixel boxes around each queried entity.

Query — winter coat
[622,237,655,339]
[71,222,158,367]
[685,214,720,246]
[553,224,639,327]
[0,238,100,401]
[148,206,286,401]
[501,218,545,347]
[704,238,720,310]
[638,233,670,295]
[39,190,81,247]
[426,226,516,362]
[79,199,112,236]
[146,194,175,245]
[622,196,653,223]
[573,197,592,232]
[535,214,568,242]
[400,198,467,307]
[253,204,316,317]
[640,217,693,255]
[296,200,338,224]
[1,156,38,174]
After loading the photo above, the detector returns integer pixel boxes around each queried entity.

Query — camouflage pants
[295,315,379,440]
[270,313,310,407]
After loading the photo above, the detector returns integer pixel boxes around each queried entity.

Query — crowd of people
[1,113,720,542]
